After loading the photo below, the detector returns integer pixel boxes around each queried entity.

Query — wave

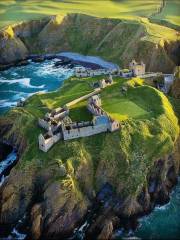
[0,150,17,176]
[0,175,8,187]
[0,100,17,108]
[0,78,45,89]
[35,63,73,78]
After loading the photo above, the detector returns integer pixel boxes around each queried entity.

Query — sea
[0,53,179,239]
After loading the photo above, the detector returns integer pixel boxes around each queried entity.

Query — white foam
[7,228,26,240]
[0,150,17,175]
[0,175,8,187]
[35,64,73,78]
[154,202,170,211]
[0,78,45,89]
[11,72,19,77]
[0,100,17,108]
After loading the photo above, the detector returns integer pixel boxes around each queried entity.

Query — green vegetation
[151,0,180,29]
[0,0,163,29]
[1,75,179,197]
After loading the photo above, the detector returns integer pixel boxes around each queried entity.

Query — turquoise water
[0,59,73,114]
[135,178,180,239]
[0,53,118,115]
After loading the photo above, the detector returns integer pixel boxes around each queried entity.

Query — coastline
[0,52,119,72]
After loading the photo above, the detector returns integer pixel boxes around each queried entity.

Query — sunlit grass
[0,0,162,28]
[151,0,180,27]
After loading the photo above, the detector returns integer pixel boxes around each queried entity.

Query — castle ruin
[129,60,145,77]
[38,91,119,152]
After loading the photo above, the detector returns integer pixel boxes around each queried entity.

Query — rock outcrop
[0,26,28,64]
[171,66,180,98]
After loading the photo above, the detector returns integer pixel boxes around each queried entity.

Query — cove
[0,52,118,115]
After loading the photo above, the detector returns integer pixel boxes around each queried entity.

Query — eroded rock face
[0,168,35,224]
[41,181,89,239]
[171,66,180,99]
[0,14,179,73]
[0,26,28,64]
[31,204,43,240]
[0,139,179,239]
[97,219,113,240]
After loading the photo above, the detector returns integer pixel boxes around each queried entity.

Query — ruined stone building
[129,60,145,76]
[74,66,116,78]
[38,94,119,152]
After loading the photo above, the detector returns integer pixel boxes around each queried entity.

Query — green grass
[102,98,150,121]
[69,100,92,122]
[0,0,162,29]
[151,0,180,28]
[100,77,152,121]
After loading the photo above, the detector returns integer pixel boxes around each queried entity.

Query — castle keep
[129,60,145,76]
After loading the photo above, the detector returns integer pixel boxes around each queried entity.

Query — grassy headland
[1,75,179,197]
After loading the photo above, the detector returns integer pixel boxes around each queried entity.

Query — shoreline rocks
[0,53,104,72]
[0,137,179,239]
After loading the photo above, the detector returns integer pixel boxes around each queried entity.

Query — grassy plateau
[0,0,179,30]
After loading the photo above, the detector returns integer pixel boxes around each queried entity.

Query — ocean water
[135,178,180,240]
[0,59,73,114]
[0,53,119,115]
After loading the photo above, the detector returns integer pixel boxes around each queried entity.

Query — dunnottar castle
[38,60,174,152]
[38,74,119,152]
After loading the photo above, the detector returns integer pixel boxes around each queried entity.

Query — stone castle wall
[39,132,61,152]
[66,88,101,107]
[74,68,113,78]
[38,118,51,131]
[62,124,108,141]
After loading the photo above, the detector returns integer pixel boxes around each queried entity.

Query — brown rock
[31,204,43,240]
[97,219,113,240]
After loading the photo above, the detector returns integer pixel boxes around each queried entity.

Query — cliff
[171,66,180,99]
[0,75,179,239]
[0,14,179,73]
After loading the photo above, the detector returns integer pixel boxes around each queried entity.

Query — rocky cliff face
[0,114,179,239]
[0,14,179,73]
[171,66,180,98]
[0,26,28,64]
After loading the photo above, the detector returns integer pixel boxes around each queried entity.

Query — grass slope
[0,0,162,29]
[151,0,180,28]
[0,75,179,197]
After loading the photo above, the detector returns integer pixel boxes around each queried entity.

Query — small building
[120,69,133,78]
[88,94,102,107]
[99,75,114,88]
[38,131,62,152]
[74,66,116,78]
[163,74,174,93]
[99,79,107,88]
[129,60,145,76]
